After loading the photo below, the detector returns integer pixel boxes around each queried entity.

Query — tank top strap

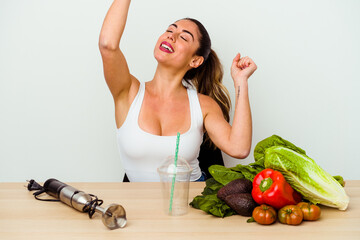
[187,87,203,129]
[125,82,145,123]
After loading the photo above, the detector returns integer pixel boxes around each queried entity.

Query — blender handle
[43,178,68,199]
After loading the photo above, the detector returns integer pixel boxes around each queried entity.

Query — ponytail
[181,18,231,149]
[184,49,231,148]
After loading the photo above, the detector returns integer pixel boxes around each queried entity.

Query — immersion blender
[29,178,127,229]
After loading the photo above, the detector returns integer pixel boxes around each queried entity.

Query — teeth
[161,43,173,52]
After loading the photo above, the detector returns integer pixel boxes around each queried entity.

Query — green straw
[169,132,180,214]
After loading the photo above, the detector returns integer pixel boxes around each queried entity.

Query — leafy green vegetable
[254,135,307,162]
[229,164,260,182]
[248,159,266,171]
[190,178,236,217]
[208,165,244,185]
[201,178,224,195]
[333,175,345,187]
[190,163,264,217]
[264,146,349,210]
[253,135,345,187]
[190,194,236,217]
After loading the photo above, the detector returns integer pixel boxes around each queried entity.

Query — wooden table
[0,181,359,240]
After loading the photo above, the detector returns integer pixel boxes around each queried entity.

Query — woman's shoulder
[198,93,222,116]
[198,93,219,106]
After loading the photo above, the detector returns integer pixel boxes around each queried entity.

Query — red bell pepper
[252,169,302,209]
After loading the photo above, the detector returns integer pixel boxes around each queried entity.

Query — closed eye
[166,28,188,41]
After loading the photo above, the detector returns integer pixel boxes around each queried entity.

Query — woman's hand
[231,53,257,84]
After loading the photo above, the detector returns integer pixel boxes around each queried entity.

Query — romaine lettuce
[254,135,307,162]
[264,146,349,210]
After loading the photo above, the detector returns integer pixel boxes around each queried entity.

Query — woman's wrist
[233,77,249,90]
[234,81,249,101]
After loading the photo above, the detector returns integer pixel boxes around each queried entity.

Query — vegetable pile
[190,135,350,222]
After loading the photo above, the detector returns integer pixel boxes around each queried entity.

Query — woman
[99,0,257,182]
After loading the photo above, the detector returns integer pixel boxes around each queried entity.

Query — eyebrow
[169,23,194,41]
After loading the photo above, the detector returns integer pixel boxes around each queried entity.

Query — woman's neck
[149,64,188,97]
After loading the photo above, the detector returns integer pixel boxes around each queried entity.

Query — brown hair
[182,18,231,148]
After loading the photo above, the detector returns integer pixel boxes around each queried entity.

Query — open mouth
[159,41,174,53]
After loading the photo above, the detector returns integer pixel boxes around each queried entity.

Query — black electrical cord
[26,179,60,202]
[83,194,103,218]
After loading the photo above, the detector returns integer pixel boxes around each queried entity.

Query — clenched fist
[231,53,257,83]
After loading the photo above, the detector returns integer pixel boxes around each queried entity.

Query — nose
[167,32,176,42]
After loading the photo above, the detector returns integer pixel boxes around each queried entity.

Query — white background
[1,0,359,182]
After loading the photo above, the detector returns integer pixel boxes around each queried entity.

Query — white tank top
[116,82,204,182]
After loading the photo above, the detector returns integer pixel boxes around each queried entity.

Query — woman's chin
[154,53,171,65]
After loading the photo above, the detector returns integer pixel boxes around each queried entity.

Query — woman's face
[154,19,202,70]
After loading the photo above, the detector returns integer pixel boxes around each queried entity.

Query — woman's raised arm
[202,53,257,159]
[99,0,134,100]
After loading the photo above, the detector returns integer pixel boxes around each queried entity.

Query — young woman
[99,0,257,182]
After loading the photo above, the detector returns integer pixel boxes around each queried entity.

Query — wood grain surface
[0,181,359,240]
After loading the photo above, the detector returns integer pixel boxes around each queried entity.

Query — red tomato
[297,202,321,221]
[278,205,303,225]
[252,204,277,225]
